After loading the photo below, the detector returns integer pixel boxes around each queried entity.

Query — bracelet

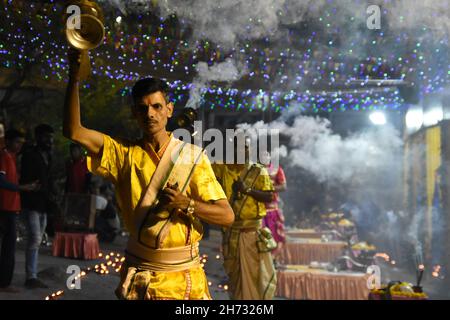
[186,198,195,217]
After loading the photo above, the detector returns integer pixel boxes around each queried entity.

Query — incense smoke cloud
[109,0,449,44]
[185,58,248,109]
[157,0,284,47]
[238,105,403,185]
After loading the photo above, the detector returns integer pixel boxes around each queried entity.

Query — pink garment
[263,164,286,245]
[52,232,100,260]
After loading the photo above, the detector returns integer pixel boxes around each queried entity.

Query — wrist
[185,198,195,217]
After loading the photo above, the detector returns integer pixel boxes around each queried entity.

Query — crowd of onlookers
[0,124,120,293]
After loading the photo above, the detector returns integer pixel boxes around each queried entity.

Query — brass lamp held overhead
[64,0,105,80]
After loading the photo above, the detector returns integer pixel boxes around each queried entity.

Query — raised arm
[63,48,104,155]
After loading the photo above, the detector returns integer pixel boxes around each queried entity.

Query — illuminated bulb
[98,253,103,258]
[406,108,423,130]
[432,272,439,277]
[216,255,220,259]
[208,281,212,286]
[116,16,122,24]
[106,255,110,260]
[369,111,386,125]
[419,264,425,270]
[423,107,443,126]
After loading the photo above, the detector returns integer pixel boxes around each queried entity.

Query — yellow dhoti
[223,227,277,300]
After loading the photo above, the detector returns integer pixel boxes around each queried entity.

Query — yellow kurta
[87,134,226,299]
[213,164,273,219]
[213,163,277,300]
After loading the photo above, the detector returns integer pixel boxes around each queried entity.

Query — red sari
[262,164,286,250]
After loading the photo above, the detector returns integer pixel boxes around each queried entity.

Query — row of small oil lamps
[45,252,125,300]
[375,252,442,280]
[45,252,228,299]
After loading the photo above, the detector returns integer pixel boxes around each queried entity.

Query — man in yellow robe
[63,48,234,300]
[213,140,277,300]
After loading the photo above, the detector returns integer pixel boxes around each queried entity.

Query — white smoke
[186,58,248,109]
[157,0,285,47]
[106,1,449,44]
[407,206,426,265]
[237,104,403,184]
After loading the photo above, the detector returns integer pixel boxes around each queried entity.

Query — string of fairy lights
[0,0,448,112]
[44,252,228,300]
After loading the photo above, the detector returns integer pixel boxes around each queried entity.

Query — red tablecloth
[276,266,370,300]
[52,232,100,260]
[279,239,346,265]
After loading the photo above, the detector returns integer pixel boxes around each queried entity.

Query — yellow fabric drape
[425,126,441,255]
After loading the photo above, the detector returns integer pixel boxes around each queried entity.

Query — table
[276,265,370,300]
[279,238,347,265]
[286,229,322,239]
[52,232,100,260]
[286,229,333,239]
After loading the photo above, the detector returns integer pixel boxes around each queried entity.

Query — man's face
[37,132,54,151]
[7,138,25,154]
[132,91,173,136]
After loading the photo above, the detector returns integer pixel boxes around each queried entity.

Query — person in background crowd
[260,151,287,261]
[93,181,121,242]
[0,129,39,293]
[65,143,91,194]
[213,136,277,300]
[20,124,55,289]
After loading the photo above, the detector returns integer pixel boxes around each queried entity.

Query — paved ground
[0,229,230,300]
[1,229,448,300]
